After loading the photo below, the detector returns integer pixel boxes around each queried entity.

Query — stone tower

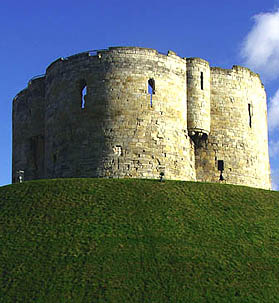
[12,46,271,189]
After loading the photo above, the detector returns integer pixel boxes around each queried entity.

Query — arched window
[148,78,155,107]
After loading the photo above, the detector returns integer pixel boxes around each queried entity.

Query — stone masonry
[12,46,271,189]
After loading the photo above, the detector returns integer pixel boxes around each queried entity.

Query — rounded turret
[42,47,196,181]
[194,65,271,189]
[186,58,210,139]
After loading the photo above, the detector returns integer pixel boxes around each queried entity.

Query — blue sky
[0,0,278,189]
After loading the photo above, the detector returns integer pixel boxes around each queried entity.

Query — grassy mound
[0,178,279,302]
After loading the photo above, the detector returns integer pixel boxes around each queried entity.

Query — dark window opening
[148,78,155,94]
[218,160,225,181]
[200,72,204,90]
[148,78,155,107]
[218,160,224,172]
[248,103,252,128]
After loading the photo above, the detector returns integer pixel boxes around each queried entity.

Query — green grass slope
[1,178,279,302]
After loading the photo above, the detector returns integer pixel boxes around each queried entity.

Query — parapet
[210,65,262,81]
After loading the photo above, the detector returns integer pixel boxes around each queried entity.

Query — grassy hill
[0,178,279,302]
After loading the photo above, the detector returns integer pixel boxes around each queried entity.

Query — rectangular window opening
[218,160,224,171]
[218,160,225,181]
[200,72,204,90]
[81,86,87,109]
[248,103,252,128]
[148,78,155,107]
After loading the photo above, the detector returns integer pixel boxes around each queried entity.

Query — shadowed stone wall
[12,77,45,182]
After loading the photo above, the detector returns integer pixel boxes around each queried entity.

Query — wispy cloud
[240,9,279,81]
[240,9,279,191]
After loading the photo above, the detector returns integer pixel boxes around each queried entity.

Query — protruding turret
[186,58,210,141]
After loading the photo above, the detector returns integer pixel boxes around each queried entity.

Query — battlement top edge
[108,46,158,53]
[37,46,262,81]
[232,65,261,78]
[13,88,28,102]
[102,47,184,60]
[186,57,210,65]
[210,65,262,80]
[45,46,188,73]
[28,74,46,86]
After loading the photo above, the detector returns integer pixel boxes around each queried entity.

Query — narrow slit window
[218,160,224,172]
[81,85,87,109]
[148,78,155,107]
[79,79,87,109]
[218,160,225,181]
[248,103,252,128]
[200,72,204,90]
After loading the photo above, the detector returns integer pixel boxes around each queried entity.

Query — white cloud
[268,89,279,132]
[240,9,279,81]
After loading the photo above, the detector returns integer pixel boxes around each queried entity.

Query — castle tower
[194,66,271,189]
[186,58,211,142]
[12,46,271,189]
[42,47,196,181]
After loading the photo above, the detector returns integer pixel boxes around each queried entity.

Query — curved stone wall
[12,77,45,182]
[12,46,271,189]
[44,47,196,181]
[195,66,271,189]
[186,58,211,137]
